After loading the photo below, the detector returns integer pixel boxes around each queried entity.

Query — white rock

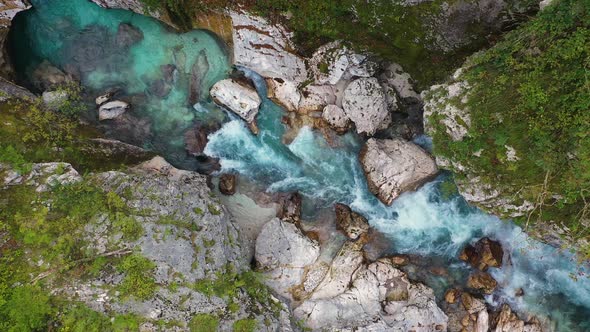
[310,241,365,300]
[3,162,82,191]
[98,100,129,121]
[322,104,350,133]
[298,85,338,113]
[255,218,320,300]
[360,138,438,205]
[0,0,31,28]
[342,78,391,135]
[231,12,307,83]
[379,62,420,101]
[210,79,261,123]
[539,0,554,10]
[266,78,301,112]
[95,92,112,106]
[310,42,377,85]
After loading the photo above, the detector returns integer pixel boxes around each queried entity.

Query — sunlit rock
[342,77,392,135]
[360,138,438,205]
[210,78,261,124]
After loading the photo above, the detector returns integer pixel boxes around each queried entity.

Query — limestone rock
[231,12,307,84]
[255,218,320,299]
[334,203,370,240]
[294,260,447,331]
[379,62,420,101]
[360,138,438,205]
[342,78,391,135]
[98,100,130,121]
[266,78,301,112]
[218,173,237,196]
[309,41,377,85]
[2,162,81,192]
[423,79,472,141]
[459,237,504,271]
[322,105,351,134]
[210,79,261,123]
[467,271,497,295]
[0,0,31,78]
[298,85,338,114]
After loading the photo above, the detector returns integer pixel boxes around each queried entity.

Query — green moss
[207,204,221,215]
[233,318,257,332]
[116,254,157,300]
[189,313,220,332]
[193,207,204,215]
[429,0,590,253]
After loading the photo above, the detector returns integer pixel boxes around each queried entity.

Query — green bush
[0,145,31,174]
[233,318,257,332]
[116,254,157,300]
[1,285,53,332]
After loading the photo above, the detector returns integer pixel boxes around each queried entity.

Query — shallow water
[10,0,590,330]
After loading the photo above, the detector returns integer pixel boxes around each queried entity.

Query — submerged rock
[218,173,237,195]
[342,77,392,136]
[360,138,438,205]
[115,22,143,48]
[334,203,370,240]
[98,100,129,121]
[210,78,261,125]
[183,122,221,157]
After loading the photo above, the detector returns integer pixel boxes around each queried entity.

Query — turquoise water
[10,1,590,330]
[11,0,230,167]
[205,69,590,331]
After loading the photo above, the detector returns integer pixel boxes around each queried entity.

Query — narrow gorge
[0,0,588,331]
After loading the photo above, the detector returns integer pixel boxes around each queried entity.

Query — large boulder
[210,79,261,124]
[231,12,307,84]
[322,105,351,134]
[294,259,448,331]
[255,218,320,300]
[360,138,438,205]
[342,77,392,135]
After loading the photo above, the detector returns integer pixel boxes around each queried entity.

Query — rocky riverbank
[0,0,588,331]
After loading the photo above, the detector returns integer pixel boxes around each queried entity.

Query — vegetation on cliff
[428,0,590,254]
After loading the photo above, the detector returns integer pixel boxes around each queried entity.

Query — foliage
[0,145,31,173]
[116,254,157,300]
[0,285,53,332]
[429,0,590,251]
[189,313,220,332]
[233,318,258,332]
[46,82,86,117]
[58,304,112,332]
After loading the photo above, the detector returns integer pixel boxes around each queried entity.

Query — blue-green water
[10,0,590,330]
[11,0,230,168]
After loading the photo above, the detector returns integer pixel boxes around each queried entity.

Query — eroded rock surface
[210,78,261,124]
[342,77,391,136]
[360,138,438,205]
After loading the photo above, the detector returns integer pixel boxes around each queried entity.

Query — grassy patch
[233,318,258,332]
[189,313,220,332]
[116,254,157,300]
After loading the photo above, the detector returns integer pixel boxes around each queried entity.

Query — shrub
[189,313,219,332]
[116,254,157,300]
